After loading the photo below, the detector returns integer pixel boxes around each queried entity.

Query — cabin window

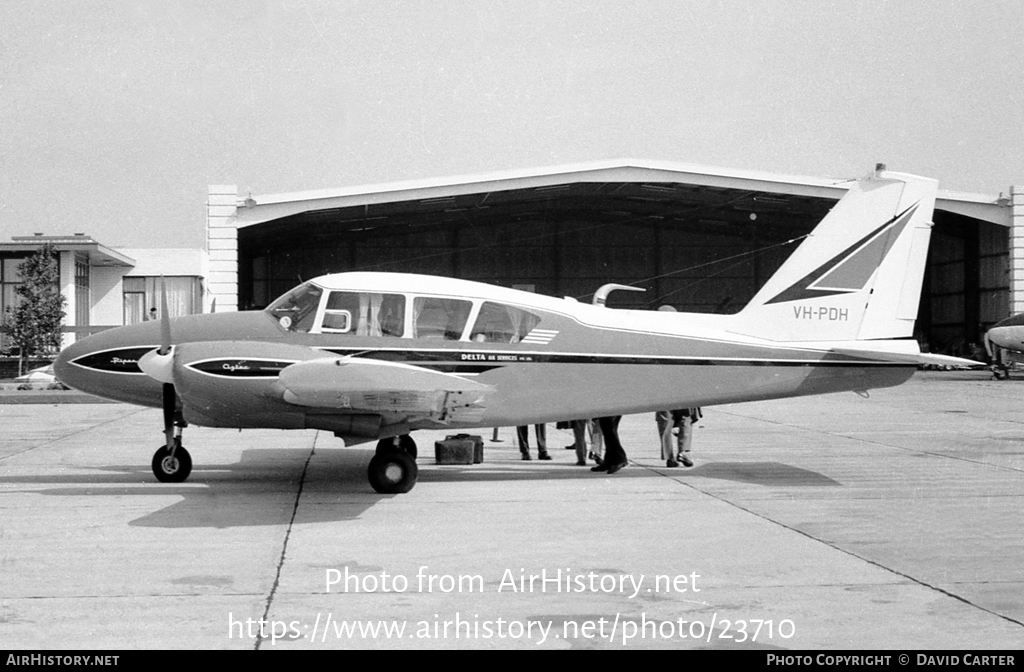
[412,297,473,340]
[321,291,405,337]
[322,310,351,332]
[469,302,542,343]
[266,283,323,332]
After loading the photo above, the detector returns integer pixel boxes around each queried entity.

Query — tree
[0,243,66,376]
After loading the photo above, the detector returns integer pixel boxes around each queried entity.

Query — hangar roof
[235,158,1011,230]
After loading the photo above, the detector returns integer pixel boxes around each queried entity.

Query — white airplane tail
[731,169,937,343]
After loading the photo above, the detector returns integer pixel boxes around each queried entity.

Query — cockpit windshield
[266,282,323,332]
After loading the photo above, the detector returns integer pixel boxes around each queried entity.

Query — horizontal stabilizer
[831,346,982,368]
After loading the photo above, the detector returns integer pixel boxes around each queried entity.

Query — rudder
[731,170,937,342]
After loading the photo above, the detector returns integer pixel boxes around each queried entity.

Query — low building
[0,234,207,351]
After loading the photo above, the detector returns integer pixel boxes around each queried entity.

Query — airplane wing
[830,346,983,369]
[277,356,492,424]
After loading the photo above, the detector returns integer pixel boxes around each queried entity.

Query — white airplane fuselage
[55,274,914,442]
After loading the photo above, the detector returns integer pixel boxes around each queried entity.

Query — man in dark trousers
[591,415,626,474]
[517,424,550,460]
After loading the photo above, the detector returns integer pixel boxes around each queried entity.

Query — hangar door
[239,213,817,315]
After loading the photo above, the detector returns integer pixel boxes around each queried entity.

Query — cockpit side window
[266,283,323,333]
[469,302,542,343]
[412,297,473,340]
[322,291,405,337]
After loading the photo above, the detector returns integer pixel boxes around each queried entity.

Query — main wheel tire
[375,438,398,456]
[367,450,418,494]
[375,436,418,460]
[152,445,192,483]
[398,434,418,460]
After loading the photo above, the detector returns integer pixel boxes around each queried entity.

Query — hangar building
[210,160,1016,354]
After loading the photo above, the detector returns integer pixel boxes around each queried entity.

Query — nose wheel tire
[152,445,193,483]
[367,449,418,494]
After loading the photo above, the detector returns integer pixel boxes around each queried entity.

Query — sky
[1,0,1022,249]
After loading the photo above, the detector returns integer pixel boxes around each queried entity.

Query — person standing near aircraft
[652,305,696,467]
[675,408,700,467]
[591,415,626,474]
[656,407,700,467]
[589,419,604,465]
[517,424,550,460]
[656,410,680,467]
[568,419,591,466]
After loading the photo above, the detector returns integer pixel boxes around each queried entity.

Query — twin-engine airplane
[54,168,978,494]
[985,313,1024,378]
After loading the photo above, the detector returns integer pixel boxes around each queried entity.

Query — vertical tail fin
[732,169,937,342]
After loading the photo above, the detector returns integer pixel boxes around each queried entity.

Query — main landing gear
[368,434,418,494]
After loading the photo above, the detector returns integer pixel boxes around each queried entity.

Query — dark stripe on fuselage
[321,347,911,368]
[69,344,913,382]
[70,346,156,374]
[187,359,297,378]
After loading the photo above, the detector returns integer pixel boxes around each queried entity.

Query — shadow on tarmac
[1,446,839,528]
[683,462,841,487]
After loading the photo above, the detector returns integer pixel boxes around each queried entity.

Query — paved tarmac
[1,370,1022,650]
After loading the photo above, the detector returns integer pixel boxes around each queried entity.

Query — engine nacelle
[170,340,351,431]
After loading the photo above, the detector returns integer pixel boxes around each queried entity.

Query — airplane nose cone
[53,321,162,394]
[53,337,91,391]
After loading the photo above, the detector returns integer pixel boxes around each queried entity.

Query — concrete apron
[0,370,1021,649]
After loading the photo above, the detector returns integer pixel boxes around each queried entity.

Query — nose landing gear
[152,440,192,483]
[152,423,192,483]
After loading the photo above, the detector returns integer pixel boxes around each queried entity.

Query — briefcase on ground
[435,434,483,465]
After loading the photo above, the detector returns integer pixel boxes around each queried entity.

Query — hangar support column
[1012,186,1024,315]
[207,185,239,313]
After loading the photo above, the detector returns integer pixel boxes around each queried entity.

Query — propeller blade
[158,276,172,355]
[141,277,176,384]
[158,277,177,450]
